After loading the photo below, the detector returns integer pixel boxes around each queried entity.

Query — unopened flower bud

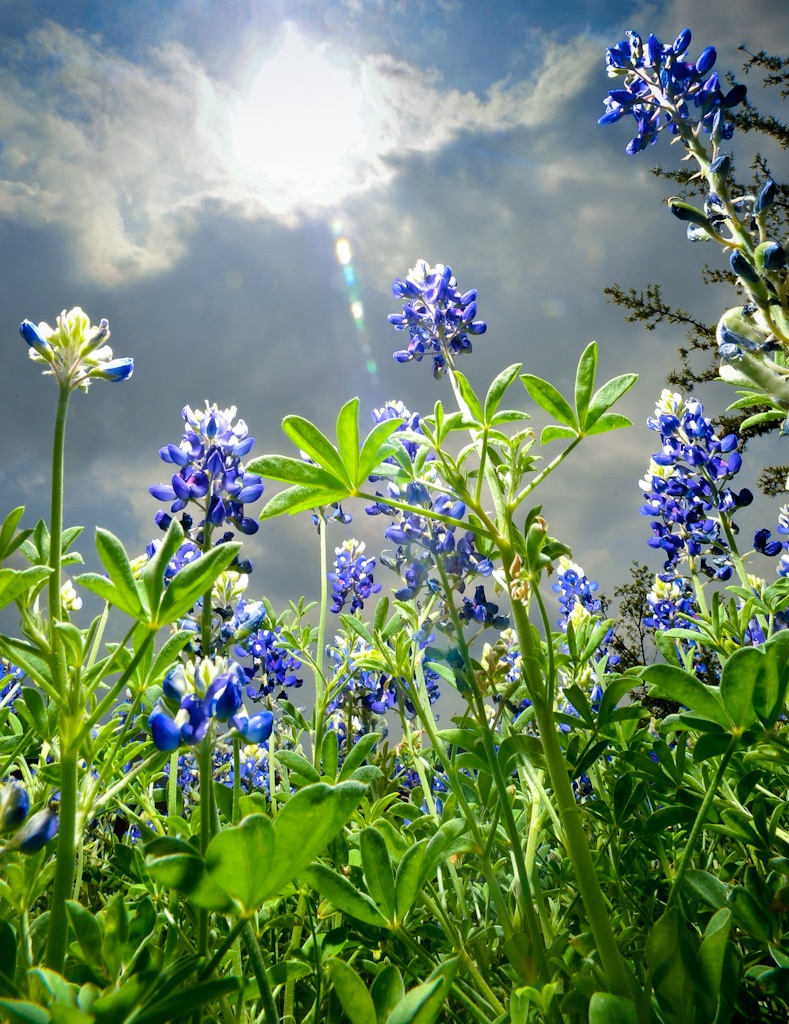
[0,782,29,833]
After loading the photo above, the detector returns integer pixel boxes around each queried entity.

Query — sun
[229,25,367,200]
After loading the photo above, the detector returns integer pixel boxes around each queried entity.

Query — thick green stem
[242,919,278,1024]
[45,742,79,970]
[311,515,329,769]
[47,383,71,630]
[507,593,640,1008]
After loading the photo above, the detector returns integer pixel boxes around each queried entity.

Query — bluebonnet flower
[552,558,602,628]
[0,780,59,857]
[639,390,752,580]
[388,260,487,380]
[644,572,699,631]
[150,402,263,536]
[600,29,746,154]
[227,743,270,793]
[328,539,382,614]
[20,308,133,392]
[459,585,509,629]
[0,782,29,832]
[236,617,304,698]
[148,658,273,752]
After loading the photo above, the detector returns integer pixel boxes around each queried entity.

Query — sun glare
[229,25,366,199]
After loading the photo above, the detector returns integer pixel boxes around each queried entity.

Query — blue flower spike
[599,28,746,155]
[389,260,486,379]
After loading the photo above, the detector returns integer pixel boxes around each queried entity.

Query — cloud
[0,18,602,285]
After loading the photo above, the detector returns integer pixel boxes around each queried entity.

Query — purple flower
[328,539,382,614]
[149,402,263,535]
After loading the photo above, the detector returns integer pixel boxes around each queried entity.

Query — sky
[1,0,788,637]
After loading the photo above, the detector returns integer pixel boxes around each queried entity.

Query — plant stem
[507,590,641,1010]
[242,919,278,1024]
[45,741,78,970]
[666,740,738,908]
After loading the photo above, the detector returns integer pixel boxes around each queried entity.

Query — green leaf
[18,687,49,739]
[0,1000,51,1024]
[394,840,427,922]
[303,864,388,927]
[0,507,29,562]
[452,372,484,421]
[384,958,458,1024]
[371,966,404,1024]
[484,364,522,422]
[144,837,232,911]
[156,542,240,626]
[281,415,350,484]
[520,374,576,427]
[584,372,638,429]
[336,398,360,484]
[574,342,598,429]
[540,424,577,445]
[338,734,379,782]
[588,993,638,1024]
[101,892,129,979]
[134,978,242,1024]
[205,815,275,913]
[360,827,396,923]
[140,518,185,614]
[247,454,346,490]
[327,959,377,1024]
[262,781,367,900]
[719,647,763,731]
[65,902,103,970]
[321,728,339,781]
[95,528,148,619]
[258,485,350,521]
[276,750,321,785]
[357,419,406,483]
[642,664,729,728]
[697,908,732,1010]
[0,567,51,612]
[584,412,633,435]
[645,907,698,1023]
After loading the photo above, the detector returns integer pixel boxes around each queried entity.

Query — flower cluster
[20,308,133,392]
[328,539,382,614]
[639,390,752,580]
[599,28,746,154]
[644,572,699,631]
[236,617,304,698]
[148,658,273,752]
[0,781,59,856]
[552,557,602,629]
[388,261,487,380]
[150,403,263,535]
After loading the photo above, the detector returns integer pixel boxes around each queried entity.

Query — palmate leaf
[250,404,404,521]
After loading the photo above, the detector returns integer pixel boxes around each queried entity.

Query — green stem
[48,383,71,630]
[45,742,79,970]
[232,736,241,825]
[242,919,278,1024]
[312,515,329,769]
[507,592,640,1008]
[666,740,738,908]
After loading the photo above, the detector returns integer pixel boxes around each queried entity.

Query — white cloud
[0,19,598,285]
